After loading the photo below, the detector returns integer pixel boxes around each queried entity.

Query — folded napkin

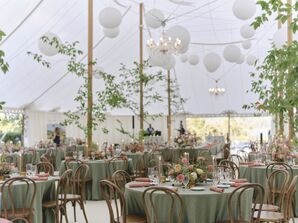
[0,218,12,223]
[135,177,151,182]
[160,185,178,192]
[36,173,50,177]
[129,182,152,188]
[239,162,255,165]
[231,183,249,187]
[31,176,48,181]
[248,163,264,167]
[230,178,248,183]
[210,186,224,193]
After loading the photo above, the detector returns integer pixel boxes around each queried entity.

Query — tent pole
[87,0,93,152]
[167,70,172,144]
[139,3,144,143]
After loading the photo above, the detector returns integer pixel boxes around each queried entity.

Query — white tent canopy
[0,0,280,114]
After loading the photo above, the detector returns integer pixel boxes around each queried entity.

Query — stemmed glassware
[182,175,189,189]
[148,167,155,182]
[91,152,96,161]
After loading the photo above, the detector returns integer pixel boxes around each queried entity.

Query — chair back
[100,180,126,223]
[73,164,89,197]
[1,177,36,221]
[142,186,184,223]
[265,169,290,208]
[57,169,73,205]
[107,158,128,179]
[36,162,54,176]
[282,175,298,222]
[112,170,132,192]
[227,183,264,223]
[66,145,76,157]
[237,150,248,162]
[219,159,239,179]
[135,155,147,177]
[229,154,244,166]
[265,162,293,181]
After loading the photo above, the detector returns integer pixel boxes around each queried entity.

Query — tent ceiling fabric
[0,0,277,114]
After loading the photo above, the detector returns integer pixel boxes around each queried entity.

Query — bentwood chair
[1,177,37,223]
[42,169,73,223]
[133,155,147,179]
[217,183,264,223]
[229,154,244,166]
[100,180,146,223]
[107,157,128,181]
[265,162,293,181]
[254,176,298,223]
[142,186,184,223]
[112,170,132,192]
[36,162,54,176]
[219,159,240,179]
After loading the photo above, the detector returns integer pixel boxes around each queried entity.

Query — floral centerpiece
[174,132,200,147]
[169,156,213,187]
[124,143,144,153]
[270,136,294,162]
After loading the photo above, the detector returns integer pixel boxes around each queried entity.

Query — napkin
[135,177,151,182]
[31,176,48,181]
[248,163,264,167]
[239,162,255,165]
[210,186,224,193]
[231,183,249,187]
[36,173,50,177]
[230,178,248,183]
[160,185,178,192]
[129,182,152,188]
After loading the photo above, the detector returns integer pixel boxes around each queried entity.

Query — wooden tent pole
[167,70,171,144]
[87,0,93,152]
[139,3,144,142]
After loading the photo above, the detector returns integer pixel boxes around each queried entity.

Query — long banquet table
[125,182,253,223]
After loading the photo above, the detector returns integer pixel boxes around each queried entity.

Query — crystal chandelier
[209,80,225,96]
[146,30,182,54]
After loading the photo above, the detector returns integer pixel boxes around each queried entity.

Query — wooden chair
[63,164,89,223]
[142,186,184,223]
[107,157,128,180]
[254,176,298,223]
[237,150,248,162]
[217,183,264,223]
[112,170,132,192]
[134,155,147,178]
[219,159,239,179]
[100,180,146,223]
[265,162,293,181]
[1,177,36,223]
[36,162,54,176]
[229,154,244,166]
[42,169,73,223]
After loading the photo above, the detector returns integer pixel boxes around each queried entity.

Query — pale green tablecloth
[239,165,298,216]
[36,148,66,170]
[125,183,253,223]
[1,179,56,223]
[59,159,134,200]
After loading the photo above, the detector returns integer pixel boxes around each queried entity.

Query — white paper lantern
[38,32,61,56]
[93,66,105,79]
[166,26,191,53]
[145,9,165,29]
[162,55,176,70]
[149,51,171,67]
[103,27,120,38]
[223,45,241,63]
[232,0,256,20]
[180,54,188,63]
[188,54,199,65]
[240,24,255,39]
[273,27,287,49]
[98,7,122,28]
[236,54,245,64]
[242,40,251,49]
[203,53,221,73]
[246,55,257,66]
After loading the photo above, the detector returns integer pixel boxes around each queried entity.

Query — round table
[125,182,253,223]
[239,164,298,216]
[59,159,134,200]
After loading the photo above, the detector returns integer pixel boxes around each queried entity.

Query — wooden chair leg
[73,201,77,222]
[80,200,88,223]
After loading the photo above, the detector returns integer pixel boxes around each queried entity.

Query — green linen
[125,183,253,223]
[59,159,134,200]
[239,165,298,216]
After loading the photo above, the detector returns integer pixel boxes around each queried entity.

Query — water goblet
[26,164,32,177]
[148,167,155,182]
[91,152,96,161]
[182,175,189,189]
[31,165,37,176]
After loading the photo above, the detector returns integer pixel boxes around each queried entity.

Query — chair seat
[254,203,279,211]
[253,210,284,221]
[117,215,146,223]
[1,208,33,218]
[58,194,81,201]
[42,200,66,209]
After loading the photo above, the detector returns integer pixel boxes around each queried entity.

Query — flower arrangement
[270,136,294,161]
[124,143,144,153]
[174,132,199,147]
[169,156,213,187]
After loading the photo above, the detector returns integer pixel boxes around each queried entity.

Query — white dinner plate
[217,184,231,188]
[190,187,205,191]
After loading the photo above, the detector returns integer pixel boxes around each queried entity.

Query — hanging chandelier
[208,80,225,96]
[146,30,182,54]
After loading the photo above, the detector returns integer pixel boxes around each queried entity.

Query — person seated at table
[53,127,61,147]
[147,124,155,136]
[178,120,186,135]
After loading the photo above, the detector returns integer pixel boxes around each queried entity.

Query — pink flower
[181,158,188,164]
[188,165,194,171]
[176,174,185,182]
[207,165,213,172]
[168,169,174,175]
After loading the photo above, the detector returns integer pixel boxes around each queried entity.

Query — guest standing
[53,127,61,147]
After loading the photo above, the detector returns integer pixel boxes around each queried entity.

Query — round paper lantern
[180,54,188,63]
[166,26,191,53]
[223,45,241,63]
[162,55,176,70]
[98,7,122,28]
[236,54,245,64]
[93,66,105,79]
[242,40,251,49]
[145,9,165,29]
[232,0,256,20]
[188,54,199,65]
[240,24,255,39]
[273,27,287,49]
[149,51,170,67]
[38,32,61,56]
[203,53,221,73]
[246,55,257,66]
[103,27,120,38]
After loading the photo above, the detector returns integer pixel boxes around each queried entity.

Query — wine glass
[26,164,32,177]
[91,152,95,161]
[31,165,36,176]
[182,175,189,189]
[148,167,155,182]
[212,171,220,186]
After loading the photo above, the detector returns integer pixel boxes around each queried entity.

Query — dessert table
[239,164,298,216]
[125,182,253,223]
[59,159,134,200]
